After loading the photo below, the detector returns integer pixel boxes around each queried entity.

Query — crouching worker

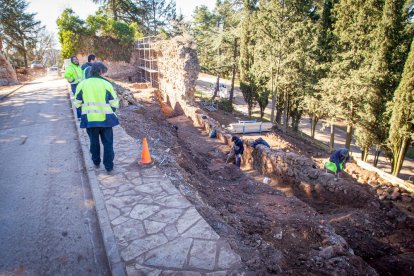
[229,136,244,168]
[252,137,270,148]
[74,62,119,173]
[325,148,350,180]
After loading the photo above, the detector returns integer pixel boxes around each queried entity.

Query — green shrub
[218,99,233,112]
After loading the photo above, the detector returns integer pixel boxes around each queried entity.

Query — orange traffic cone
[140,137,152,164]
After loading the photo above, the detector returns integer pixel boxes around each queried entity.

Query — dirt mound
[115,80,414,274]
[117,84,376,274]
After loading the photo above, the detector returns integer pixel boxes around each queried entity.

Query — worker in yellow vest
[64,55,82,119]
[74,62,119,172]
[64,55,82,94]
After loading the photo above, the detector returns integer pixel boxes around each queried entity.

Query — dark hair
[231,136,238,142]
[90,62,108,77]
[87,54,96,62]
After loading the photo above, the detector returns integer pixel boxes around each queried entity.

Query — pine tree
[355,0,409,164]
[0,0,43,67]
[388,38,414,177]
[322,0,384,149]
[252,0,317,131]
[307,0,335,139]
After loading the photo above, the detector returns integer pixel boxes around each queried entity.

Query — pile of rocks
[0,52,18,85]
[346,164,414,202]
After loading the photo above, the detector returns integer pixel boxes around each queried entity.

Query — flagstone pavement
[78,124,243,275]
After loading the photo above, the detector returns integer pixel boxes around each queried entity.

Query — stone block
[144,237,193,269]
[189,240,217,270]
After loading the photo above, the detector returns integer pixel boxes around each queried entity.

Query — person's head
[340,148,349,157]
[231,136,239,142]
[70,55,79,65]
[87,54,96,63]
[90,62,108,77]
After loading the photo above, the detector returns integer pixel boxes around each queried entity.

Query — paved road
[196,73,414,180]
[0,77,110,275]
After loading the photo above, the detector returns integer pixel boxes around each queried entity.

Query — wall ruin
[153,36,200,114]
[0,52,18,86]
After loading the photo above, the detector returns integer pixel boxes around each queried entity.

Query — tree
[140,0,176,34]
[57,9,86,58]
[0,0,43,67]
[388,38,414,177]
[322,0,384,149]
[192,1,241,105]
[240,74,257,118]
[253,0,318,131]
[355,0,411,164]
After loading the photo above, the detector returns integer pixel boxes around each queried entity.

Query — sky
[26,0,216,35]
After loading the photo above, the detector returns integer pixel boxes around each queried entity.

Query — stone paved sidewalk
[78,124,242,275]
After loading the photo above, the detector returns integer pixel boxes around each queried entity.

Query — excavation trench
[117,86,413,275]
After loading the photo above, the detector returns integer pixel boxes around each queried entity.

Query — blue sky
[27,0,216,35]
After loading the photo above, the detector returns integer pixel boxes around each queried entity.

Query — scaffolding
[135,36,159,88]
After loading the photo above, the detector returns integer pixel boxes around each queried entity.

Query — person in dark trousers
[325,148,350,180]
[74,62,119,173]
[81,54,96,80]
[64,55,82,119]
[231,136,244,168]
[252,137,270,148]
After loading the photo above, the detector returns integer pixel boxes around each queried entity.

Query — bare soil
[116,81,414,275]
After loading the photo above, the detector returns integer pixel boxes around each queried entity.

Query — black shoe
[106,168,113,174]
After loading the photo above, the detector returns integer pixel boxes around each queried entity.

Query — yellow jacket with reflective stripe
[74,77,119,128]
[64,63,82,84]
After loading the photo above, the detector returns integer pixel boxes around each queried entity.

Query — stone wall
[153,36,200,113]
[77,53,140,82]
[0,52,18,85]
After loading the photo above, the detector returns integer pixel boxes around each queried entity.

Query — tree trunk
[393,137,410,177]
[345,124,353,149]
[362,147,369,162]
[229,38,238,105]
[23,49,28,68]
[112,0,118,20]
[282,91,288,133]
[270,73,275,122]
[330,122,335,151]
[275,106,283,124]
[211,75,219,101]
[311,115,318,138]
[373,146,381,167]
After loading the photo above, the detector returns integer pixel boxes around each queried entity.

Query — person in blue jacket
[81,54,96,80]
[252,137,270,148]
[325,148,350,179]
[231,136,244,168]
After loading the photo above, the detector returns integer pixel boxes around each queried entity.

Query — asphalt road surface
[0,76,109,275]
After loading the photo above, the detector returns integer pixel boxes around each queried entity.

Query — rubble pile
[0,52,18,85]
[346,163,413,202]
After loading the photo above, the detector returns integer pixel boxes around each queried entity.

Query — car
[30,61,43,69]
[48,65,58,71]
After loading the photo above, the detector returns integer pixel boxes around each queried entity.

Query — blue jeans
[70,83,81,118]
[235,154,242,168]
[86,127,114,171]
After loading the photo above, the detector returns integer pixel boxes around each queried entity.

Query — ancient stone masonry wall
[78,52,141,82]
[0,52,18,85]
[153,36,200,114]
